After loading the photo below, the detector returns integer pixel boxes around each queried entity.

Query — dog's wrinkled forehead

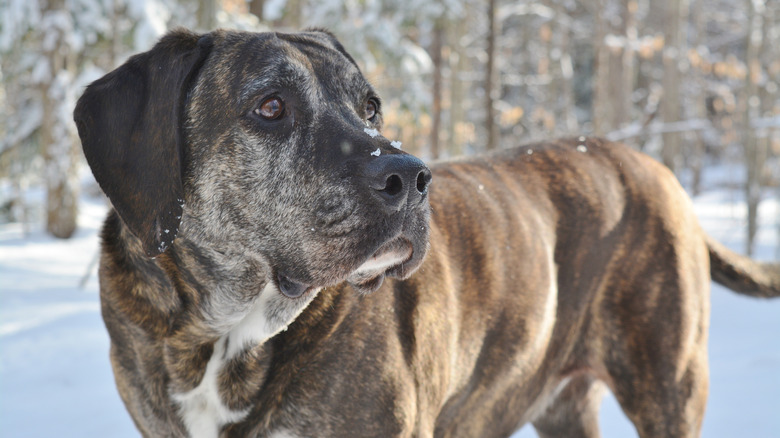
[215,31,373,112]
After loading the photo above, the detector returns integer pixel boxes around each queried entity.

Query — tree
[592,0,637,136]
[196,0,218,30]
[547,0,578,134]
[688,0,708,195]
[40,0,79,238]
[485,0,499,150]
[742,0,767,255]
[447,12,468,156]
[0,0,184,238]
[249,0,264,21]
[660,0,686,174]
[430,19,444,159]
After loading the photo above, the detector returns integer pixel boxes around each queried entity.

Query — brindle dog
[74,29,780,438]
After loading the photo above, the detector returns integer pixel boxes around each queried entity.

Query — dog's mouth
[346,237,414,294]
[274,187,431,299]
[274,238,414,299]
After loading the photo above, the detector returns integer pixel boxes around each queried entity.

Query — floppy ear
[74,30,213,257]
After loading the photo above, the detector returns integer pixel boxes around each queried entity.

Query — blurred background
[1,0,779,252]
[1,2,779,437]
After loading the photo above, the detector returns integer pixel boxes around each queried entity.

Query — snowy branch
[606,116,780,142]
[606,118,712,142]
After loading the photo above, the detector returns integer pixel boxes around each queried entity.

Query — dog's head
[75,29,431,298]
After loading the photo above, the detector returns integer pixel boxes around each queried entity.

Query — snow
[1,168,778,437]
[364,127,380,138]
[263,0,287,22]
[391,140,403,149]
[370,148,381,157]
[127,0,169,51]
[0,0,41,52]
[0,194,137,437]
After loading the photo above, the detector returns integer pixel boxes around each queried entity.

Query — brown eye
[366,99,378,121]
[255,97,284,120]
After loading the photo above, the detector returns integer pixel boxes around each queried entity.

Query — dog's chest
[172,336,251,438]
[171,283,319,438]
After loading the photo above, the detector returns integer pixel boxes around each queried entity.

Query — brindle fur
[75,29,780,438]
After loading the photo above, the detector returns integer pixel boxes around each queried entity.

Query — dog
[74,29,780,438]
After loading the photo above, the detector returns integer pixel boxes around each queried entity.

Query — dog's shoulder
[98,210,179,338]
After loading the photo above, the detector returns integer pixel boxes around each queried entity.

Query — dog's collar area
[277,273,309,298]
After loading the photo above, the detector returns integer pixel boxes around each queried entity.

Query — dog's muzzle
[363,154,431,212]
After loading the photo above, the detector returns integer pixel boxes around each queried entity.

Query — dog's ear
[75,30,213,257]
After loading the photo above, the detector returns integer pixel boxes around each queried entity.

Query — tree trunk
[41,0,79,239]
[764,4,779,258]
[196,0,218,30]
[555,6,577,133]
[743,0,767,255]
[690,0,707,195]
[249,0,265,21]
[539,20,555,136]
[430,20,444,159]
[661,0,685,173]
[621,1,638,131]
[485,0,499,150]
[543,0,579,135]
[278,0,303,28]
[593,0,632,136]
[591,0,609,135]
[448,17,466,156]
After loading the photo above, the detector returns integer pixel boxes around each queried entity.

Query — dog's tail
[708,235,780,298]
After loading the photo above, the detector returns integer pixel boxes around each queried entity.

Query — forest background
[1,0,779,252]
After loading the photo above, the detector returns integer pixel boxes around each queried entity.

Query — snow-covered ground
[1,167,778,438]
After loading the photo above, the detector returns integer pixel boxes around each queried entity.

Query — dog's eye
[365,99,379,122]
[254,97,284,120]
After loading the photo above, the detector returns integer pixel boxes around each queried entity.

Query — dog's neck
[157,246,322,437]
[107,213,333,436]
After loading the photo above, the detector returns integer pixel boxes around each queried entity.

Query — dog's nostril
[381,174,404,197]
[365,154,428,207]
[416,170,431,194]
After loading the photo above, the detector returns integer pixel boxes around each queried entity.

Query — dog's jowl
[75,29,780,438]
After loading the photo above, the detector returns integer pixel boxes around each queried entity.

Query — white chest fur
[172,336,250,438]
[172,283,319,437]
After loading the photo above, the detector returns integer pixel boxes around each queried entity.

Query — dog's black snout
[365,154,431,210]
